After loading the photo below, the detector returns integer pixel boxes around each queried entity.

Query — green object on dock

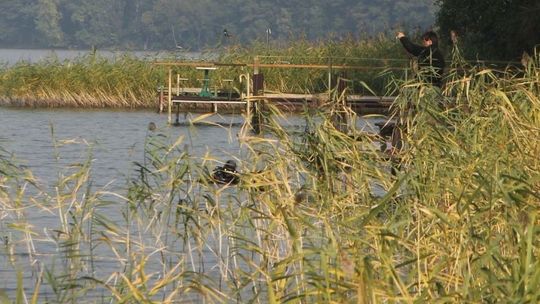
[197,67,217,98]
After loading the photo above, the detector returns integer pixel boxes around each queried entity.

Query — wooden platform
[172,95,246,105]
[252,93,394,114]
[156,59,401,123]
[161,89,394,114]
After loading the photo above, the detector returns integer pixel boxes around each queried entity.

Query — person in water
[397,30,445,87]
[212,160,239,185]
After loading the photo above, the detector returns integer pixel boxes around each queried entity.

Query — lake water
[0,108,246,189]
[0,48,210,66]
[0,107,385,301]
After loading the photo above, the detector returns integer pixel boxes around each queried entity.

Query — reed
[0,53,162,108]
[0,36,407,108]
[219,35,408,94]
[0,48,539,303]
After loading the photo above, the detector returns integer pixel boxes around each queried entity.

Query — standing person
[386,31,446,173]
[397,31,445,87]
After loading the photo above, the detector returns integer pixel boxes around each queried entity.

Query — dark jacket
[399,37,445,87]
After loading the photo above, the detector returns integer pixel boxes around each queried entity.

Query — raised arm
[398,36,424,57]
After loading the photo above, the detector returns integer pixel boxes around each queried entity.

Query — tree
[0,0,438,50]
[0,0,39,47]
[436,0,540,61]
[35,0,64,46]
[62,0,124,48]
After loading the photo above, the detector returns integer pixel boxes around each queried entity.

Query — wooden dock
[261,93,394,114]
[155,59,399,124]
[160,89,394,124]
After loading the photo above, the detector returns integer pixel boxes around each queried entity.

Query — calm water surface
[0,108,243,189]
[0,48,207,66]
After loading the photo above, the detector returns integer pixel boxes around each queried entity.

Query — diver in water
[212,160,239,185]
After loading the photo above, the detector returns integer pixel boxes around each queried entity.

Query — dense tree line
[436,0,540,60]
[0,0,436,50]
[2,0,538,61]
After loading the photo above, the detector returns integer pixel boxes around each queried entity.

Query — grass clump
[0,53,163,108]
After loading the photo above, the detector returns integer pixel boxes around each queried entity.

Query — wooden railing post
[254,56,260,75]
[251,73,264,134]
[167,67,172,124]
[327,57,333,100]
[158,86,164,113]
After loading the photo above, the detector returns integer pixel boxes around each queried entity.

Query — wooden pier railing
[154,59,401,124]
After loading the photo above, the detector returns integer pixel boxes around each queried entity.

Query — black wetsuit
[399,37,445,87]
[212,163,239,185]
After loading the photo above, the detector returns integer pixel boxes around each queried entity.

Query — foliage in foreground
[0,52,539,303]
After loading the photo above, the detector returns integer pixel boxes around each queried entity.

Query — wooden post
[159,86,164,113]
[251,102,261,134]
[338,73,347,97]
[168,68,172,124]
[330,72,350,133]
[327,57,333,101]
[254,56,260,75]
[175,103,181,125]
[252,56,261,133]
[240,73,251,121]
[252,73,264,134]
[253,73,264,96]
[176,74,180,96]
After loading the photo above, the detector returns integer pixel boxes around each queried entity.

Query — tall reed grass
[219,35,408,95]
[0,48,539,303]
[0,53,162,108]
[0,36,407,108]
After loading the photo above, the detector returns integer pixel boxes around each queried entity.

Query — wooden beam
[167,68,172,124]
[153,61,407,70]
